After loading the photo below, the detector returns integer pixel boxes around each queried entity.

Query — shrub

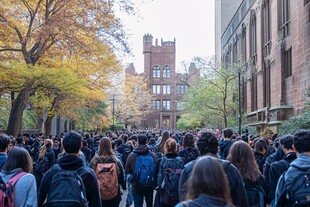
[278,111,310,135]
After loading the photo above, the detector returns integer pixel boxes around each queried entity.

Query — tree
[0,0,135,136]
[183,57,238,128]
[115,75,152,129]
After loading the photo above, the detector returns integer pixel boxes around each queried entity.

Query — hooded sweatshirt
[0,168,37,207]
[125,145,158,189]
[38,155,101,207]
[219,139,232,160]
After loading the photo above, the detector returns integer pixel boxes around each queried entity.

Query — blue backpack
[134,153,155,187]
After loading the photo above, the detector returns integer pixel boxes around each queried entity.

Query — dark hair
[196,130,218,155]
[254,139,268,155]
[280,135,294,150]
[293,129,310,153]
[63,131,82,154]
[2,147,33,173]
[158,130,170,153]
[137,134,147,145]
[186,156,232,206]
[16,136,24,144]
[241,134,249,143]
[53,137,61,142]
[223,128,233,138]
[0,134,10,152]
[183,133,195,148]
[148,138,156,145]
[123,134,128,143]
[115,138,123,147]
[227,140,261,182]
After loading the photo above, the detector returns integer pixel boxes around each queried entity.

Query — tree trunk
[7,83,35,137]
[45,115,54,136]
[36,115,44,134]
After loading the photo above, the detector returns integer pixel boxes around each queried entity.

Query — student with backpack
[275,129,310,207]
[90,137,125,207]
[176,156,233,207]
[227,140,267,207]
[178,133,199,165]
[157,138,184,207]
[38,131,101,207]
[125,134,158,207]
[0,147,37,206]
[34,139,55,189]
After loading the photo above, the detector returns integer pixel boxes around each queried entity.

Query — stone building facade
[125,34,199,129]
[220,0,310,131]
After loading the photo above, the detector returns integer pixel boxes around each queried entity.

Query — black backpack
[244,179,265,207]
[160,156,184,206]
[277,168,310,207]
[182,147,198,164]
[35,155,49,173]
[46,164,89,207]
[121,145,132,165]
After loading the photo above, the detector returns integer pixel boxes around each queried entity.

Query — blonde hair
[38,139,53,159]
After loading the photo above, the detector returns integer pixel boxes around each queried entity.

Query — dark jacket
[38,154,101,207]
[263,147,285,182]
[176,194,230,207]
[125,145,158,189]
[81,146,92,163]
[178,147,200,164]
[254,152,267,174]
[243,175,268,207]
[267,152,297,201]
[219,139,232,160]
[179,155,249,207]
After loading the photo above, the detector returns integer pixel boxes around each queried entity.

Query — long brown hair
[2,147,33,173]
[158,130,170,153]
[186,156,233,206]
[38,139,52,159]
[97,137,117,162]
[227,140,261,182]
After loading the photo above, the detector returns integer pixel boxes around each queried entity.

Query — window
[250,11,257,65]
[152,100,161,110]
[152,66,160,78]
[262,0,271,56]
[163,85,171,94]
[241,25,247,63]
[278,0,290,38]
[176,84,188,94]
[251,73,258,111]
[163,66,170,78]
[162,100,171,110]
[152,84,160,94]
[233,40,238,64]
[263,60,271,107]
[177,101,184,110]
[284,48,292,78]
[242,77,247,110]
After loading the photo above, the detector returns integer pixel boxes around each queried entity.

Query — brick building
[218,0,310,131]
[125,34,199,129]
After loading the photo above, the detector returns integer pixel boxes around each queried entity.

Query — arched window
[163,66,170,78]
[152,66,160,78]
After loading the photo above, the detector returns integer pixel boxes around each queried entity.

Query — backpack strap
[8,172,27,186]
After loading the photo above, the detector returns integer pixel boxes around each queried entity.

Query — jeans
[132,187,154,207]
[126,175,134,205]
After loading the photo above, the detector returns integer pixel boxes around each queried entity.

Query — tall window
[163,66,170,78]
[233,39,238,64]
[278,0,290,38]
[284,47,292,78]
[152,84,160,94]
[152,66,160,78]
[162,85,171,94]
[162,100,171,110]
[263,60,271,107]
[176,84,188,94]
[250,12,257,65]
[251,73,258,111]
[262,0,271,56]
[242,77,247,110]
[152,100,161,110]
[241,24,247,63]
[177,101,184,110]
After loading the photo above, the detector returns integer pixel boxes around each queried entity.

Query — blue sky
[119,0,215,73]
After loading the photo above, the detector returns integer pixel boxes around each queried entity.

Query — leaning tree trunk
[7,83,35,137]
[45,115,54,136]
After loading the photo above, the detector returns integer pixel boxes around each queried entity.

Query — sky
[119,0,215,73]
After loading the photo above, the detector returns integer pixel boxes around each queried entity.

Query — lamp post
[112,94,115,132]
[238,69,242,134]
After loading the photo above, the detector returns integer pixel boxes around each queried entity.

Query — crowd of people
[0,128,309,207]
